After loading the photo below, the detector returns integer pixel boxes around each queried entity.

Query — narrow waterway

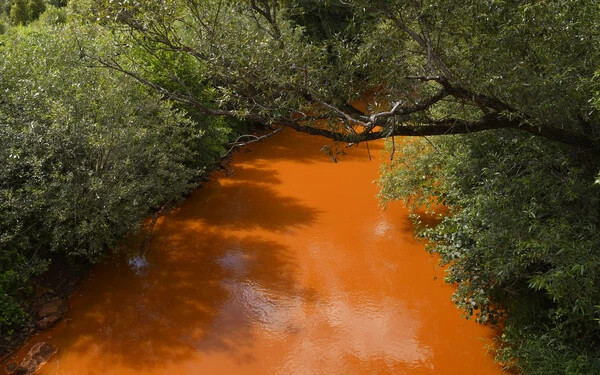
[14,129,504,374]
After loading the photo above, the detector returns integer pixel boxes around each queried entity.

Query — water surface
[14,129,503,374]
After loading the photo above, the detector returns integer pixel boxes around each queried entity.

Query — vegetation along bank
[1,1,599,373]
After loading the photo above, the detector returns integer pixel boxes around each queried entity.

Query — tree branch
[386,12,456,82]
[222,126,284,157]
[366,87,449,128]
[249,0,281,39]
[281,114,595,149]
[406,75,514,113]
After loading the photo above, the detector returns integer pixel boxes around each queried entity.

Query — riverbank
[3,129,505,374]
[0,133,250,369]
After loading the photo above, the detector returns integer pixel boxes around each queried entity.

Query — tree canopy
[0,13,230,339]
[81,0,599,150]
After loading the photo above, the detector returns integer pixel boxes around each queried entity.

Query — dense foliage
[369,1,600,372]
[1,1,599,373]
[0,16,229,338]
[379,133,600,373]
[76,0,599,150]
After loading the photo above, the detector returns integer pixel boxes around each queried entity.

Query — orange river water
[8,129,505,374]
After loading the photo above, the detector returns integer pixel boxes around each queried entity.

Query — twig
[423,135,441,154]
[222,126,284,157]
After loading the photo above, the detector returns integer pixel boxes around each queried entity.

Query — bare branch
[306,92,368,127]
[222,126,284,157]
[366,87,449,129]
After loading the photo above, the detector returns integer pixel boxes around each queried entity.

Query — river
[10,129,504,374]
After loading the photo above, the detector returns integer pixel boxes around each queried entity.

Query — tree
[0,21,230,339]
[48,0,66,7]
[378,130,600,374]
[1,0,12,15]
[27,0,45,21]
[80,0,598,151]
[9,0,28,25]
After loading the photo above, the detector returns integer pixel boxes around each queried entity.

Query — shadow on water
[221,165,283,185]
[385,201,447,242]
[54,155,320,372]
[182,181,320,232]
[243,129,385,165]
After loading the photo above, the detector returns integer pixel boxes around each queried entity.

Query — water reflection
[19,129,504,375]
[278,297,433,374]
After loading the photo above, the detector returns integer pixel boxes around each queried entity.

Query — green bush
[9,0,28,25]
[0,294,29,338]
[0,246,44,338]
[0,23,229,337]
[27,0,44,21]
[37,5,66,25]
[379,132,600,373]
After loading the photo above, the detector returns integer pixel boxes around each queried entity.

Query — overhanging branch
[281,115,596,149]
